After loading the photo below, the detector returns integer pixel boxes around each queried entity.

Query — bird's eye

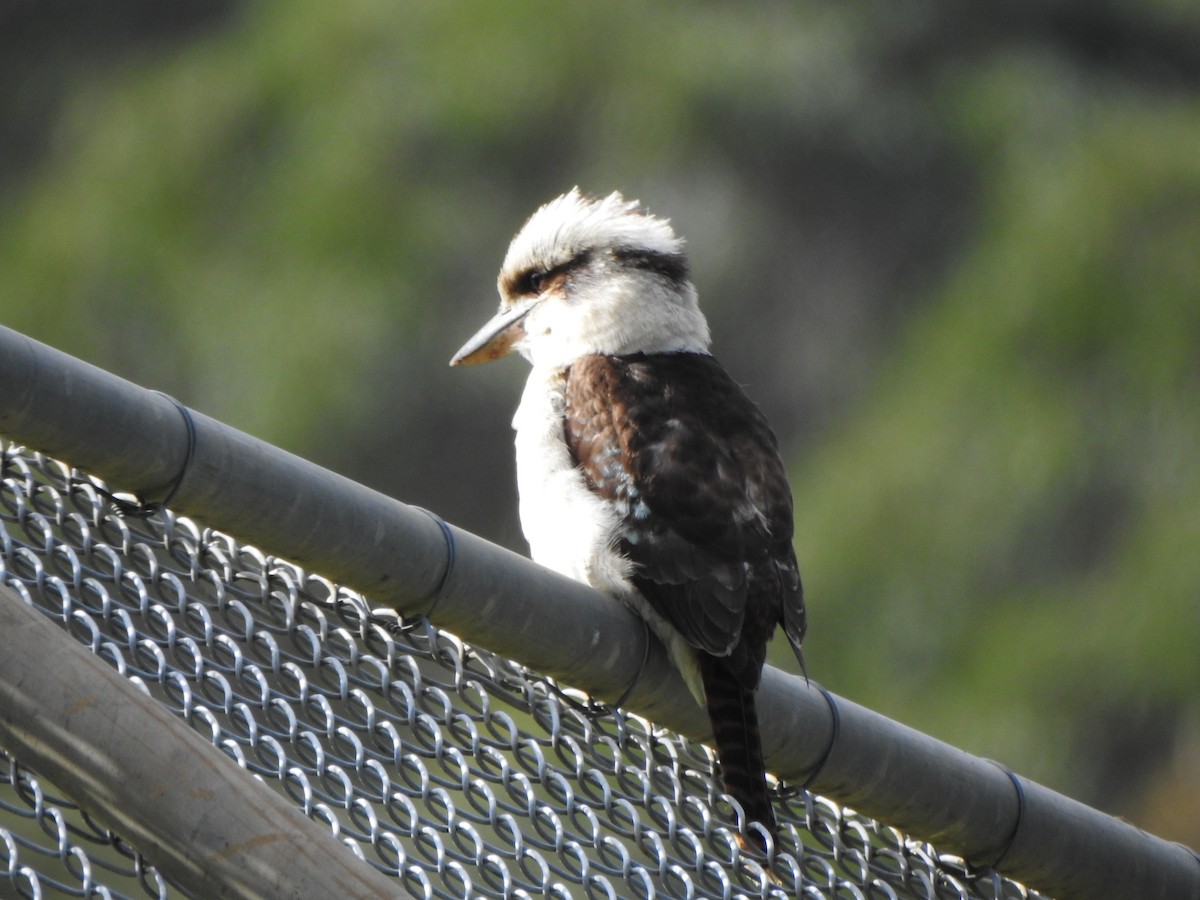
[528,271,546,294]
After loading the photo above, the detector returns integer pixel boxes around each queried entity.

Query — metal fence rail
[0,324,1197,899]
[0,442,1032,900]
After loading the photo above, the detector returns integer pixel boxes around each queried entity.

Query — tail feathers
[699,655,778,855]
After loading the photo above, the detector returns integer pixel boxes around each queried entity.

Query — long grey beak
[449,301,534,366]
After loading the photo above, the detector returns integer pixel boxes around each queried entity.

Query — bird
[450,188,806,859]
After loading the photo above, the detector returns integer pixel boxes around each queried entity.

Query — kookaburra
[451,189,806,853]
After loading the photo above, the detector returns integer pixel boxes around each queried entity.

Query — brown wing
[563,352,805,689]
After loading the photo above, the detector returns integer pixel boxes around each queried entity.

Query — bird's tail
[699,655,779,857]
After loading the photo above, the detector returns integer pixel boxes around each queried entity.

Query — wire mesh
[0,438,1048,899]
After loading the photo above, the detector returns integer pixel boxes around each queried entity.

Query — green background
[2,1,1196,850]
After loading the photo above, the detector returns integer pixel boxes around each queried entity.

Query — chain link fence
[0,439,1046,899]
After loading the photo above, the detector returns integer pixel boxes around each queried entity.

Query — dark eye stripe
[613,247,689,284]
[515,251,593,297]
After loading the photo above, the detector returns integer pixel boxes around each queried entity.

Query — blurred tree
[0,0,1196,849]
[795,59,1200,829]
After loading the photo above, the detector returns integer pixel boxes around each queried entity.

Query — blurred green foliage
[797,63,1200,808]
[1,1,1197,847]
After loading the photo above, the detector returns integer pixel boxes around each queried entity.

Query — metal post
[0,583,409,899]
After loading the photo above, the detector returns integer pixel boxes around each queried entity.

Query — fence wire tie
[612,616,651,711]
[410,506,456,620]
[96,392,197,519]
[784,684,840,795]
[544,618,650,722]
[970,762,1026,874]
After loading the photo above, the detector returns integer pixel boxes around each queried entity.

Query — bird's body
[452,189,805,855]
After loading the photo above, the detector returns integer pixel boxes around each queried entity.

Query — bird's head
[450,189,711,369]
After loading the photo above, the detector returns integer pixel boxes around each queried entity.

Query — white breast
[511,365,633,594]
[510,364,704,704]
